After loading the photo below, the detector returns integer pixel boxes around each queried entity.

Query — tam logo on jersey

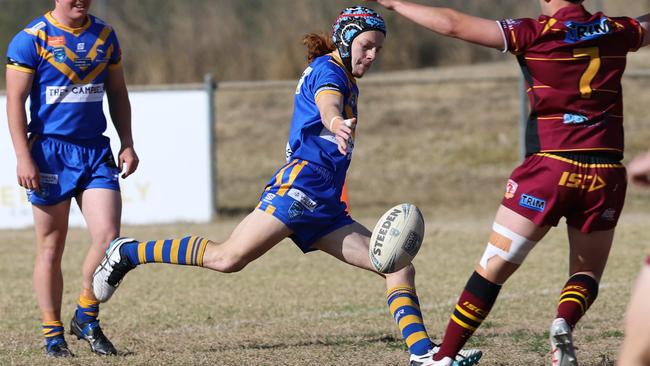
[564,17,614,43]
[46,84,105,104]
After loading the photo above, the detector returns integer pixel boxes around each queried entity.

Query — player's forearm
[389,1,503,48]
[6,96,31,159]
[391,1,459,37]
[108,91,134,147]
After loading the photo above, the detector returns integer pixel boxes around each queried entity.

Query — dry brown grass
[2,53,650,365]
[1,213,649,365]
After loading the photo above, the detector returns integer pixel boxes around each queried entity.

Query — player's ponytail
[303,33,336,64]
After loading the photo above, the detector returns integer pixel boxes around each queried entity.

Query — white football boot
[93,237,138,302]
[410,345,483,366]
[550,318,578,366]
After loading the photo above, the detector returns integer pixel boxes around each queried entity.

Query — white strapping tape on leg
[479,222,537,269]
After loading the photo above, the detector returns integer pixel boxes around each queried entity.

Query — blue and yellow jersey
[287,52,359,188]
[6,13,122,139]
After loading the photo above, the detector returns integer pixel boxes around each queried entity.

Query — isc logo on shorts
[519,194,546,212]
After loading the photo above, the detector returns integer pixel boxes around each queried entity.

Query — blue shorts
[257,159,353,252]
[27,134,120,205]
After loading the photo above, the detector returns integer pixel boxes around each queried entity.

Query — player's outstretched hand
[119,145,140,179]
[364,0,399,10]
[628,150,650,187]
[332,117,357,155]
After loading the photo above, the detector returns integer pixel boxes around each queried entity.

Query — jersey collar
[329,51,357,84]
[45,12,92,36]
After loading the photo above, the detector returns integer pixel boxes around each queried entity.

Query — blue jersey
[6,12,122,139]
[287,52,359,189]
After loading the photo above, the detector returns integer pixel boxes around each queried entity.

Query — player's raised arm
[315,92,356,156]
[366,0,504,49]
[638,13,650,47]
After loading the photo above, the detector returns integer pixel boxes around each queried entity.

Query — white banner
[0,88,213,229]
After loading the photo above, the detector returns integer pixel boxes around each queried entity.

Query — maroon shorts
[501,153,627,233]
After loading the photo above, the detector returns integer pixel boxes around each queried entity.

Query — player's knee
[36,245,64,265]
[479,222,537,270]
[214,252,251,273]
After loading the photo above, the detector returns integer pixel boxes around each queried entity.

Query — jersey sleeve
[313,62,349,103]
[6,30,39,73]
[498,18,539,54]
[108,29,122,67]
[613,16,645,52]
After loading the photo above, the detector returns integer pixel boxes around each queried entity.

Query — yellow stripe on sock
[138,241,147,263]
[44,330,64,337]
[398,314,423,332]
[153,240,165,262]
[186,236,197,265]
[389,297,420,315]
[455,304,482,323]
[42,321,63,327]
[559,297,586,314]
[451,314,477,331]
[387,285,416,298]
[78,294,99,308]
[404,331,429,347]
[83,311,99,317]
[197,239,209,267]
[561,290,588,302]
[170,239,181,264]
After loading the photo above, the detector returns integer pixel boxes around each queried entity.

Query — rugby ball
[369,203,425,274]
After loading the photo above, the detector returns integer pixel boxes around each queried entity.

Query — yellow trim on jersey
[389,297,420,315]
[277,160,308,196]
[455,304,482,323]
[35,43,82,83]
[451,314,477,331]
[328,52,357,85]
[542,18,558,34]
[265,205,276,215]
[398,315,423,331]
[82,55,108,83]
[87,26,113,61]
[526,85,551,92]
[6,64,35,74]
[404,331,429,347]
[537,116,564,120]
[45,12,91,36]
[535,153,624,168]
[315,89,343,104]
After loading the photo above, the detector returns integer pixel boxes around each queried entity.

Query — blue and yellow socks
[42,320,65,347]
[121,236,209,266]
[75,294,99,325]
[387,286,434,356]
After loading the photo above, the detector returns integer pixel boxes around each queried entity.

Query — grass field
[1,52,650,365]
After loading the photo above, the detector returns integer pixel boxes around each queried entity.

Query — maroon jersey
[498,5,644,157]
